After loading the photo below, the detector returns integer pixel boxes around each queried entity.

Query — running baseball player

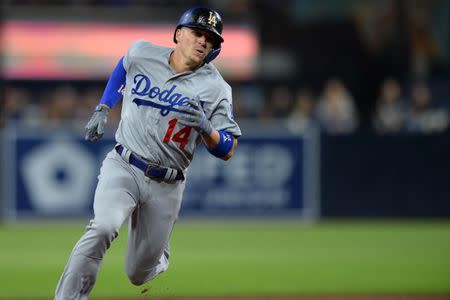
[54,7,241,299]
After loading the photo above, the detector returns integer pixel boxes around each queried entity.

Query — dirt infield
[96,295,450,300]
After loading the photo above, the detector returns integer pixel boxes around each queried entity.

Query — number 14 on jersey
[163,118,192,150]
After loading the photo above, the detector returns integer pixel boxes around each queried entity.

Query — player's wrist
[198,118,213,136]
[95,104,111,113]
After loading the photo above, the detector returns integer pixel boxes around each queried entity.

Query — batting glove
[177,98,213,135]
[85,105,109,142]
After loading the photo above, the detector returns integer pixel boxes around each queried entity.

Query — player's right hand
[177,98,212,135]
[85,105,109,142]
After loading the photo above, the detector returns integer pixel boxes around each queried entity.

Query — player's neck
[169,51,200,73]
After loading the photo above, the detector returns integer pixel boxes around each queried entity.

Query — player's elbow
[222,138,238,161]
[222,153,232,161]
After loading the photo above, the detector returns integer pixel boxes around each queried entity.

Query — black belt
[115,145,184,183]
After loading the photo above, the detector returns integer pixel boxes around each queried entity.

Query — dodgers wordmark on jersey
[116,40,242,170]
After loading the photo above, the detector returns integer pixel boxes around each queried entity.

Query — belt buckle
[145,164,163,182]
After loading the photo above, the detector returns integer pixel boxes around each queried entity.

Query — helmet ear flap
[204,47,221,64]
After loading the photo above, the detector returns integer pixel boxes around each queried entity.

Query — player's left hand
[85,105,109,142]
[177,98,213,135]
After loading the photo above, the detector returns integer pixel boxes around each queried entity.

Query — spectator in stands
[3,86,43,127]
[227,87,248,119]
[260,85,294,119]
[373,77,407,134]
[4,86,29,122]
[232,84,265,119]
[79,87,104,119]
[405,80,449,133]
[44,85,79,127]
[286,87,317,134]
[316,78,358,134]
[407,2,442,78]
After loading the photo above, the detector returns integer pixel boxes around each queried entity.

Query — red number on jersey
[163,118,192,150]
[163,119,177,143]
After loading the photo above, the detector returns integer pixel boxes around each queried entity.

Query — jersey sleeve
[123,39,149,72]
[209,86,242,137]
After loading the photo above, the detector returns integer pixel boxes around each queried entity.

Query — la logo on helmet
[207,11,217,27]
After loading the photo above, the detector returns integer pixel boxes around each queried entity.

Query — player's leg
[125,178,185,286]
[55,150,139,300]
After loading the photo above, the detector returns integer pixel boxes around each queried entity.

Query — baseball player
[54,7,241,299]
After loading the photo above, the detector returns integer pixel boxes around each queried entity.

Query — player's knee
[126,252,162,286]
[128,272,147,286]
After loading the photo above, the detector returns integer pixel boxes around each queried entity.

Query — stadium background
[1,0,450,299]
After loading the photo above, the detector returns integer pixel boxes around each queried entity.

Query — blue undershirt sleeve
[99,56,126,108]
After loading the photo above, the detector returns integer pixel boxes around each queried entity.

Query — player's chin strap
[204,47,221,64]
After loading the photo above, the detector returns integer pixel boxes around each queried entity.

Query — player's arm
[177,98,237,160]
[98,56,126,109]
[201,128,237,161]
[85,57,126,141]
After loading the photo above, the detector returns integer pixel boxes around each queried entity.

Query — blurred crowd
[2,77,449,135]
[2,0,449,135]
[1,84,122,133]
[235,77,449,135]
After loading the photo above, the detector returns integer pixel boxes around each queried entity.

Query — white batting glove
[177,98,213,135]
[85,105,109,142]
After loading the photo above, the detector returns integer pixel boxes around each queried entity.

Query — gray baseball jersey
[117,40,241,170]
[55,39,241,300]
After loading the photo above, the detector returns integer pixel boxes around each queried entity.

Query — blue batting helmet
[173,7,224,63]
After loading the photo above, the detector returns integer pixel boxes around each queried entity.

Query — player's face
[176,27,215,66]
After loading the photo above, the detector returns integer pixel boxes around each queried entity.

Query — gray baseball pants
[55,149,185,299]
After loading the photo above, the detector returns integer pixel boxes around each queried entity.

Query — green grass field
[1,219,449,299]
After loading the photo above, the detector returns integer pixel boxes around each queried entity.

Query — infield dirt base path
[98,295,450,300]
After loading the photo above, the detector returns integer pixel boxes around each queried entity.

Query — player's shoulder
[128,39,172,58]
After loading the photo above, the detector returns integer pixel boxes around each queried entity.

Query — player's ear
[175,28,182,44]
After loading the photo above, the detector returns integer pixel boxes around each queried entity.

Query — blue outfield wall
[321,132,450,218]
[1,126,317,219]
[2,126,450,219]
